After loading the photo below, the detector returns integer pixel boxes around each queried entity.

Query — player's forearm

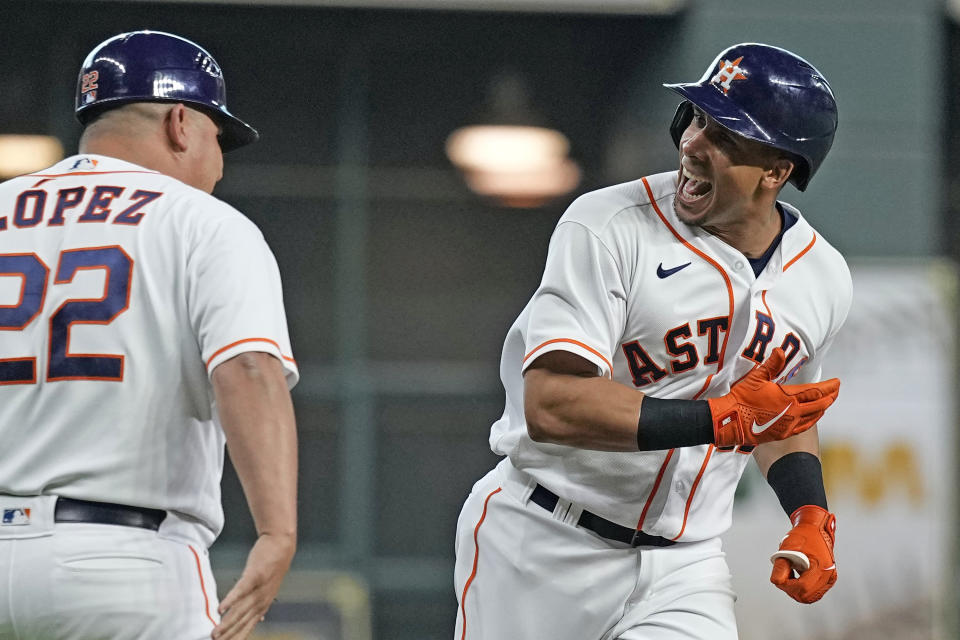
[753,426,820,477]
[522,348,713,452]
[523,373,715,451]
[524,367,646,451]
[213,352,298,543]
[755,427,828,515]
[523,348,835,453]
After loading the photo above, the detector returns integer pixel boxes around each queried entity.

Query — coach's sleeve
[186,212,299,388]
[521,220,626,378]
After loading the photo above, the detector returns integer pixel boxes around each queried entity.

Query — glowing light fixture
[447,125,570,173]
[446,73,580,208]
[460,156,582,209]
[0,135,64,179]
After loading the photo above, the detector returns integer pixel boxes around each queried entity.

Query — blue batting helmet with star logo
[664,43,838,192]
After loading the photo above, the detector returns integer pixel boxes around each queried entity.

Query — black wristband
[766,451,828,516]
[636,397,713,451]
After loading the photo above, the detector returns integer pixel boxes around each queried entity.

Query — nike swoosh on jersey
[751,405,791,435]
[656,262,691,278]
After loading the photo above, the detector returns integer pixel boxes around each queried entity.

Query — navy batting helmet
[76,31,258,152]
[664,43,837,191]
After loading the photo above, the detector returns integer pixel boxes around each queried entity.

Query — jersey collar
[29,154,160,178]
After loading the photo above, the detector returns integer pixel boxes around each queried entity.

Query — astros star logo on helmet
[711,56,748,94]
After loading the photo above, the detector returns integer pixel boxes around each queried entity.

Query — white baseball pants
[454,459,738,640]
[0,497,219,640]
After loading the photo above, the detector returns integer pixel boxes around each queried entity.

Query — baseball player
[454,43,850,639]
[0,32,297,639]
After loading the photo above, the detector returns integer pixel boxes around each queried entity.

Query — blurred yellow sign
[822,440,925,507]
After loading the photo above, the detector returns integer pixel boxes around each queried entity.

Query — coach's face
[674,107,789,233]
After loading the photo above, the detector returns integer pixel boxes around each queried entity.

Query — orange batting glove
[707,348,839,447]
[770,505,837,603]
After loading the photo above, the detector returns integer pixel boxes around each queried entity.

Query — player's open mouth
[677,166,713,205]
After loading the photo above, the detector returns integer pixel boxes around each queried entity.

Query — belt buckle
[630,529,644,547]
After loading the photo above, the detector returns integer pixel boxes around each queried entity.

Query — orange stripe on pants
[459,487,502,640]
[189,545,218,629]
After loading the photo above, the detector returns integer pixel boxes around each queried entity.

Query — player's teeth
[682,167,709,183]
[681,170,713,200]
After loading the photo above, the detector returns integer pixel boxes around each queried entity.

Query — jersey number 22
[0,245,132,383]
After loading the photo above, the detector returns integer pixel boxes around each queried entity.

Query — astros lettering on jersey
[489,170,851,542]
[0,154,298,548]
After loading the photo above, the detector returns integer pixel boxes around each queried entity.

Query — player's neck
[704,203,783,259]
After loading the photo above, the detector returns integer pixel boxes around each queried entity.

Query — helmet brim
[663,82,813,191]
[183,101,259,152]
[663,82,779,148]
[212,110,259,153]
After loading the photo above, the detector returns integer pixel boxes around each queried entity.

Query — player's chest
[613,252,823,394]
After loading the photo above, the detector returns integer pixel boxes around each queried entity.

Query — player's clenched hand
[212,533,296,640]
[707,348,839,447]
[770,505,837,603]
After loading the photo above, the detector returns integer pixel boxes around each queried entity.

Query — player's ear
[760,157,794,191]
[164,103,190,153]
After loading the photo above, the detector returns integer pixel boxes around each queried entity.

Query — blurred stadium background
[2,0,958,637]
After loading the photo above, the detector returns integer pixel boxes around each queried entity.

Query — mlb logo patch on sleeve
[1,508,31,526]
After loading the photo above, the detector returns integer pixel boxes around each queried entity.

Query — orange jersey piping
[670,445,715,541]
[636,449,675,529]
[756,290,789,376]
[523,338,613,375]
[641,177,734,367]
[636,177,734,534]
[24,170,160,179]
[206,337,297,370]
[783,232,817,272]
[692,374,714,400]
[635,375,713,532]
[760,290,772,316]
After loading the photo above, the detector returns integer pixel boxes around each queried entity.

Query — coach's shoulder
[171,186,262,235]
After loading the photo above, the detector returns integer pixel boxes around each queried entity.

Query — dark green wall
[1,1,947,637]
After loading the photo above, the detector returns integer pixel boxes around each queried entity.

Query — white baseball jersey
[0,154,298,547]
[489,170,851,542]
